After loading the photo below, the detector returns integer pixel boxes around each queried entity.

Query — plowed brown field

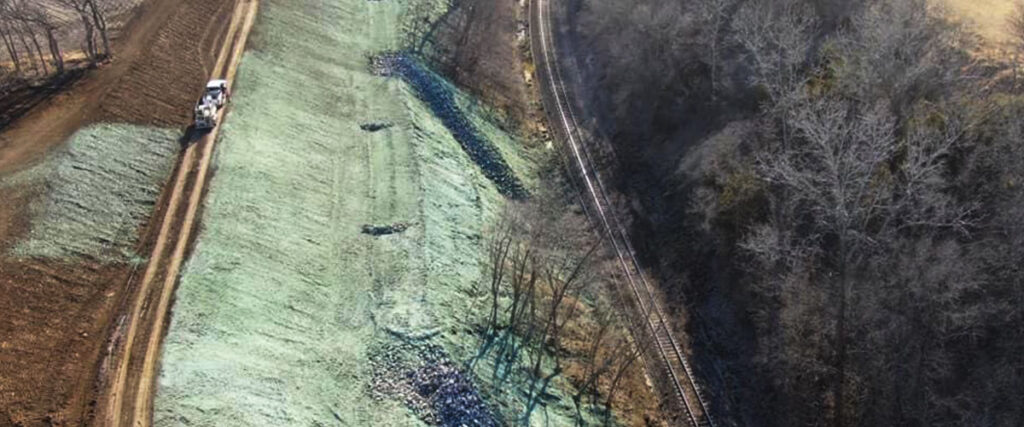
[0,0,236,425]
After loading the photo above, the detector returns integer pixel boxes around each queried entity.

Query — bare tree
[485,207,516,335]
[732,0,818,128]
[506,236,536,337]
[84,0,109,59]
[603,336,642,423]
[1011,1,1024,48]
[12,19,37,75]
[479,190,613,422]
[832,0,970,114]
[21,20,47,75]
[531,240,599,376]
[568,0,1024,424]
[55,0,97,63]
[0,0,72,79]
[573,307,614,409]
[1009,1,1024,90]
[743,90,975,425]
[0,13,22,76]
[694,0,737,100]
[21,3,65,75]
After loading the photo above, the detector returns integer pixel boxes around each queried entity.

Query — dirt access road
[0,0,239,425]
[100,1,259,425]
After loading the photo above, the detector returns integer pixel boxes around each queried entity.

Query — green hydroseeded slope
[154,0,553,424]
[7,124,179,261]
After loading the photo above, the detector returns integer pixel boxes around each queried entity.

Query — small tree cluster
[480,192,647,423]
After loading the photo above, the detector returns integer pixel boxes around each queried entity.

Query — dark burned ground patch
[370,342,496,427]
[370,53,528,200]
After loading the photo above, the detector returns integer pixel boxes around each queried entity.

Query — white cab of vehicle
[205,79,229,107]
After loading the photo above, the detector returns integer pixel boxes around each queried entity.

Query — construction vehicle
[194,99,218,130]
[193,80,230,130]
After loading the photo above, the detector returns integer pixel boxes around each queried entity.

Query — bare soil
[427,0,547,139]
[0,68,88,131]
[0,0,237,425]
[0,259,128,426]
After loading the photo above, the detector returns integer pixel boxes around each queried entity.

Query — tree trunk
[1014,53,1020,94]
[86,0,110,59]
[833,239,849,427]
[26,24,48,76]
[45,27,63,75]
[78,11,96,63]
[0,23,21,76]
[15,28,38,76]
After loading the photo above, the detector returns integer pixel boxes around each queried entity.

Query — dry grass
[943,0,1016,46]
[560,299,667,426]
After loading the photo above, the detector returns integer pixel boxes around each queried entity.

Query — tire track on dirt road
[102,1,259,426]
[529,0,715,425]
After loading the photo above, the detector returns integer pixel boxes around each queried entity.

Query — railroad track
[528,0,715,426]
[100,1,259,426]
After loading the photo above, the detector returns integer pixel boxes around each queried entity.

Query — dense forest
[562,0,1024,425]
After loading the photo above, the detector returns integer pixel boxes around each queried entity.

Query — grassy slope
[153,0,580,425]
[6,124,178,261]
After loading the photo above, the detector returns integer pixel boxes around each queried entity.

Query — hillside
[556,0,1024,425]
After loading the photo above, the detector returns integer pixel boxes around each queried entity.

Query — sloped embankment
[10,124,179,261]
[0,123,178,425]
[154,0,537,425]
[375,54,529,199]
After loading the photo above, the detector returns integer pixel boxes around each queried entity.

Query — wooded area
[478,179,654,424]
[569,0,1024,425]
